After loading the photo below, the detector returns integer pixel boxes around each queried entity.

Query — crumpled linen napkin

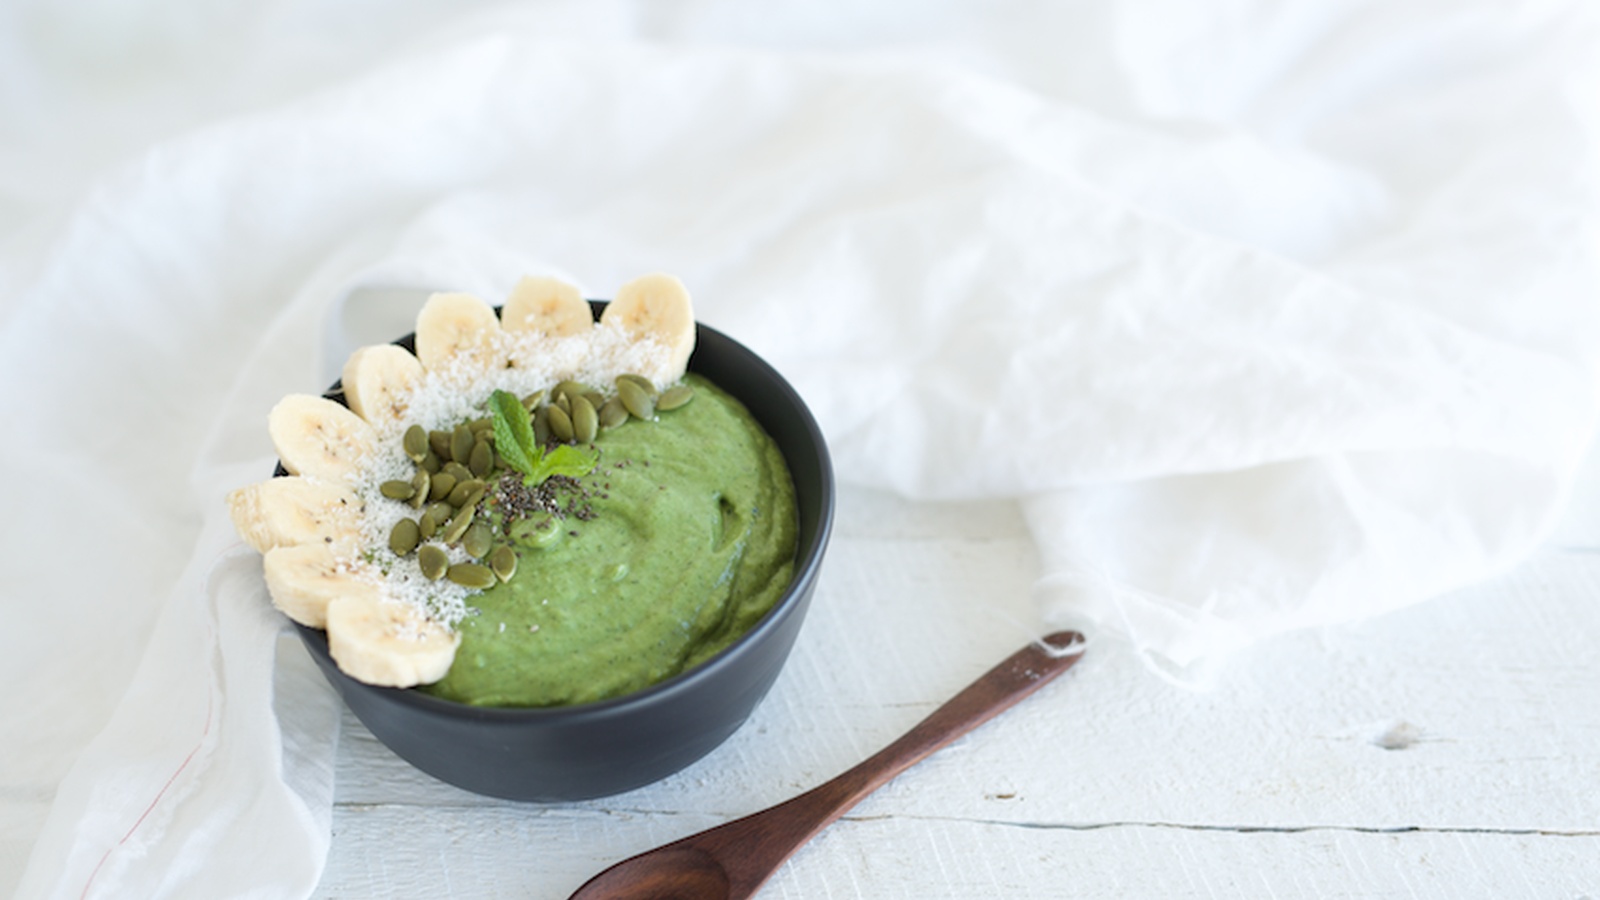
[18,510,339,898]
[5,3,1598,896]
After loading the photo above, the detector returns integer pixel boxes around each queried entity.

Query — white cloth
[4,2,1597,896]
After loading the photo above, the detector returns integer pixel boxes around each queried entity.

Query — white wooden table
[315,450,1600,898]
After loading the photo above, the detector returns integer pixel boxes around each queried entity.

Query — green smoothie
[419,374,798,707]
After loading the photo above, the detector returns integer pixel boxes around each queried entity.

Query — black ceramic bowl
[290,303,834,801]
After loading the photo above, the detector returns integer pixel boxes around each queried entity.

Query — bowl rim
[291,301,835,722]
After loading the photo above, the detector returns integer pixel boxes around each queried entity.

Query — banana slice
[600,273,696,383]
[227,476,363,554]
[342,344,424,427]
[268,394,378,481]
[501,276,593,336]
[414,291,504,372]
[261,542,380,629]
[325,594,460,687]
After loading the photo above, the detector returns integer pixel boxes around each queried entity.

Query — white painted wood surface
[315,450,1600,898]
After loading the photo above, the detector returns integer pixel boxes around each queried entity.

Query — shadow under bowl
[292,306,834,801]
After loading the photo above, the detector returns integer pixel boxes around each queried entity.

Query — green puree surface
[420,374,798,707]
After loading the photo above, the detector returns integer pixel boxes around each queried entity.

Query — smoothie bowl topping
[228,274,799,706]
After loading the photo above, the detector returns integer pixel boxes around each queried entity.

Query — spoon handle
[711,630,1085,894]
[798,631,1083,820]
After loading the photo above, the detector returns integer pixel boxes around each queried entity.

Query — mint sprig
[488,389,598,486]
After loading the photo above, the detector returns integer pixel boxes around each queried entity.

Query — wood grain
[565,632,1084,898]
[318,462,1600,898]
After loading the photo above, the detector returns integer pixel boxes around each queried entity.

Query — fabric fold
[5,5,1598,896]
[16,514,340,900]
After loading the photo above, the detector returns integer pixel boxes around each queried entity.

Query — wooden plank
[322,479,1600,896]
[319,803,1600,899]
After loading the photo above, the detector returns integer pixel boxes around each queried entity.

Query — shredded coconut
[341,323,678,629]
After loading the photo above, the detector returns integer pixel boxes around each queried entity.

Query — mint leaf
[533,444,599,482]
[487,388,599,487]
[488,389,536,478]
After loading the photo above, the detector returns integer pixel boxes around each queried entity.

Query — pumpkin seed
[450,423,474,464]
[489,545,517,582]
[532,405,552,444]
[599,397,628,429]
[403,424,429,462]
[421,502,452,538]
[428,471,457,503]
[417,544,449,580]
[448,478,484,508]
[547,404,574,441]
[442,461,472,483]
[571,395,598,443]
[409,469,431,509]
[657,384,695,410]
[520,389,546,410]
[617,373,657,397]
[463,521,494,559]
[420,450,441,473]
[446,562,496,590]
[469,417,493,434]
[554,379,587,403]
[583,390,605,412]
[388,518,420,556]
[428,429,453,460]
[469,440,493,477]
[379,480,415,501]
[617,379,655,419]
[441,503,475,543]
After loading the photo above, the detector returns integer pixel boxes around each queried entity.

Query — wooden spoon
[566,630,1086,900]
